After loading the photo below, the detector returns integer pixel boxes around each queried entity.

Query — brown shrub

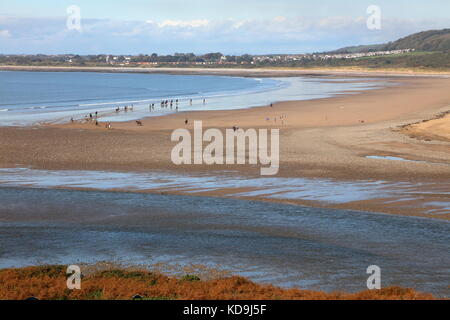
[0,265,435,300]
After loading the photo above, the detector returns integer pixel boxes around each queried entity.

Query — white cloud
[0,29,11,37]
[157,19,210,28]
[0,15,448,54]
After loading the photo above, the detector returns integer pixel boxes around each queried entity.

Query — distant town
[0,49,415,68]
[1,28,449,70]
[252,49,414,65]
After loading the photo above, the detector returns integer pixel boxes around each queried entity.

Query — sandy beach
[401,111,450,142]
[3,0,450,303]
[0,73,449,219]
[2,65,450,77]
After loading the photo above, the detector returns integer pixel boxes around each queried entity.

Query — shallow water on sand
[366,155,450,166]
[0,187,448,297]
[0,168,449,215]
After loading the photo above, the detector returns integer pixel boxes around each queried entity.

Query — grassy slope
[332,29,450,53]
[256,51,450,71]
[0,265,435,300]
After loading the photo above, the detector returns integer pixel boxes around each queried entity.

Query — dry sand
[401,112,450,142]
[0,74,449,219]
[2,65,450,77]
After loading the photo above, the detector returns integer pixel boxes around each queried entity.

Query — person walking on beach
[185,119,188,125]
[190,99,192,105]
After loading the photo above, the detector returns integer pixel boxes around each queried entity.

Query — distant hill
[384,29,450,51]
[329,44,385,54]
[331,29,450,53]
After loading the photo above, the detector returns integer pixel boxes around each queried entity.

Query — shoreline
[2,65,450,78]
[0,74,389,127]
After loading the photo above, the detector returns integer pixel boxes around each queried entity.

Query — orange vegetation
[0,265,435,300]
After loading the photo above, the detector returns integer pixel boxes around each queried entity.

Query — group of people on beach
[72,111,100,125]
[70,98,283,130]
[115,105,134,113]
[265,113,287,125]
[158,99,179,111]
[70,97,213,128]
[70,110,107,128]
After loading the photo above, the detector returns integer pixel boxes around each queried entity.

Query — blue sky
[1,0,449,54]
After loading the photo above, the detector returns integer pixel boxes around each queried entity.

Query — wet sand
[0,168,449,220]
[0,76,449,218]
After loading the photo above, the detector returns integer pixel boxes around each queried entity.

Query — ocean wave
[27,106,48,110]
[0,108,8,112]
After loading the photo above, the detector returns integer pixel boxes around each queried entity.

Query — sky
[0,0,449,55]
